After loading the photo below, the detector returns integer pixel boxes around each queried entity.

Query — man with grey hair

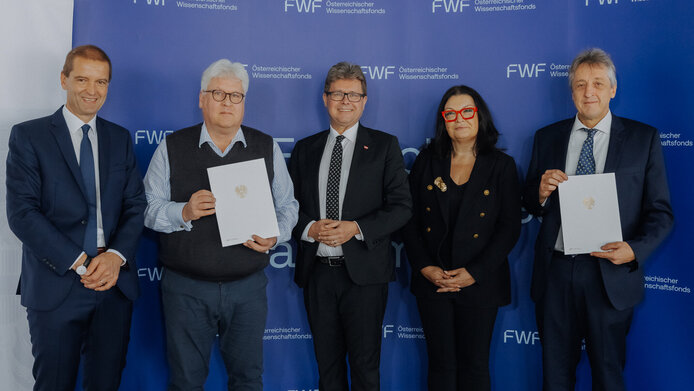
[289,61,411,390]
[522,48,673,390]
[144,58,298,390]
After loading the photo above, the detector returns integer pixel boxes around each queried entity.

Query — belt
[317,256,345,267]
[97,247,106,255]
[553,250,592,261]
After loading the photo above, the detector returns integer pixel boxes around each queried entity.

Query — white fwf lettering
[503,330,540,345]
[135,129,173,145]
[360,66,396,80]
[137,267,164,281]
[285,0,322,13]
[432,0,469,13]
[506,63,546,78]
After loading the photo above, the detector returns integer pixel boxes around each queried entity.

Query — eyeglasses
[204,90,245,104]
[326,91,366,102]
[441,107,478,122]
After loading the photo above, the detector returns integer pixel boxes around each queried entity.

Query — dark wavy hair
[431,85,500,158]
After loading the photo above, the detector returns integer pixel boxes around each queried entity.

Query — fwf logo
[432,0,470,13]
[133,0,166,5]
[503,330,540,345]
[360,66,396,80]
[506,63,546,78]
[585,0,618,5]
[284,0,322,13]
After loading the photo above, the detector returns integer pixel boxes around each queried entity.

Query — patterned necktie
[79,124,98,256]
[326,135,345,220]
[575,128,597,175]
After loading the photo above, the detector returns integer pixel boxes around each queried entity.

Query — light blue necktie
[575,128,597,175]
[79,124,97,257]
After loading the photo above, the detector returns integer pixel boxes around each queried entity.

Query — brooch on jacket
[433,177,447,192]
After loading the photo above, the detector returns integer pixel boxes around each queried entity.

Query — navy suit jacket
[522,115,673,310]
[6,107,146,311]
[289,125,412,287]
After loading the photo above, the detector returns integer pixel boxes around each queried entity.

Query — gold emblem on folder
[434,177,447,192]
[583,196,595,210]
[235,185,248,199]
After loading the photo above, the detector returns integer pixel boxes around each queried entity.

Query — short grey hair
[200,59,249,93]
[323,61,367,96]
[569,48,617,87]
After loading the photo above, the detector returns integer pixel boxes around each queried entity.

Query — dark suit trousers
[304,262,388,391]
[26,281,132,391]
[416,297,498,391]
[537,253,633,391]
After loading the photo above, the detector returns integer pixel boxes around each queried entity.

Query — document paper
[558,173,622,255]
[207,158,279,247]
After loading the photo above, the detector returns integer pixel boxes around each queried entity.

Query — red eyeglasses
[441,107,478,122]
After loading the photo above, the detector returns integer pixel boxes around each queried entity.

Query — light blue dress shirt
[144,123,298,244]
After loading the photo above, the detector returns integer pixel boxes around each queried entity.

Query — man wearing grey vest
[143,59,298,390]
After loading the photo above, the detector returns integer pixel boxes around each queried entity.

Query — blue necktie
[79,124,98,257]
[575,128,597,175]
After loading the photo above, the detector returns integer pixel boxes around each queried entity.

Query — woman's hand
[434,267,476,292]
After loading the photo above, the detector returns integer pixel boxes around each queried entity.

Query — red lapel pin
[363,145,369,150]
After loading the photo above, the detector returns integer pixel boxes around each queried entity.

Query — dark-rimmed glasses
[326,91,366,102]
[204,90,245,104]
[441,107,478,122]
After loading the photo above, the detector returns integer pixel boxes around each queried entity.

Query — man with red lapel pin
[289,61,412,391]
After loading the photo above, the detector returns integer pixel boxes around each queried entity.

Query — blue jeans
[161,268,268,391]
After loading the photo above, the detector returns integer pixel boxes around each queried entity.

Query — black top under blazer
[403,147,521,306]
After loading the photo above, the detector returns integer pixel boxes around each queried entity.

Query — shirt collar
[329,122,359,144]
[571,110,612,136]
[62,105,97,134]
[199,122,246,151]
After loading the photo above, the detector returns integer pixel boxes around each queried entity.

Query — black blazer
[522,115,674,310]
[289,125,412,287]
[403,148,521,305]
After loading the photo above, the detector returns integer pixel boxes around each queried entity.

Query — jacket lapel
[457,153,495,222]
[308,130,330,216]
[342,125,371,210]
[556,120,573,172]
[49,108,87,196]
[603,115,625,173]
[431,153,450,227]
[96,117,110,195]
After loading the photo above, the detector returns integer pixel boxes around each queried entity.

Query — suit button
[473,233,479,239]
[426,227,431,232]
[81,220,87,225]
[425,207,431,212]
[427,185,433,191]
[483,189,490,196]
[480,212,485,217]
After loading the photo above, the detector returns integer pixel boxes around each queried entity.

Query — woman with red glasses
[403,85,521,391]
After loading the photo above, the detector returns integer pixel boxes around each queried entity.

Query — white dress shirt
[62,106,126,267]
[143,123,299,245]
[301,122,364,257]
[555,111,612,252]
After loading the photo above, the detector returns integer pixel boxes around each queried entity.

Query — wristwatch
[76,256,93,276]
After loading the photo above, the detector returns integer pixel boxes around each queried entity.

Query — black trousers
[304,262,388,391]
[537,253,633,391]
[416,297,498,391]
[26,282,132,391]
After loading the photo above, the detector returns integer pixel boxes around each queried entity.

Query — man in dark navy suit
[523,48,673,390]
[6,45,145,391]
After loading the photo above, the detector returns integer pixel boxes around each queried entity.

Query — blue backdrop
[72,0,693,390]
